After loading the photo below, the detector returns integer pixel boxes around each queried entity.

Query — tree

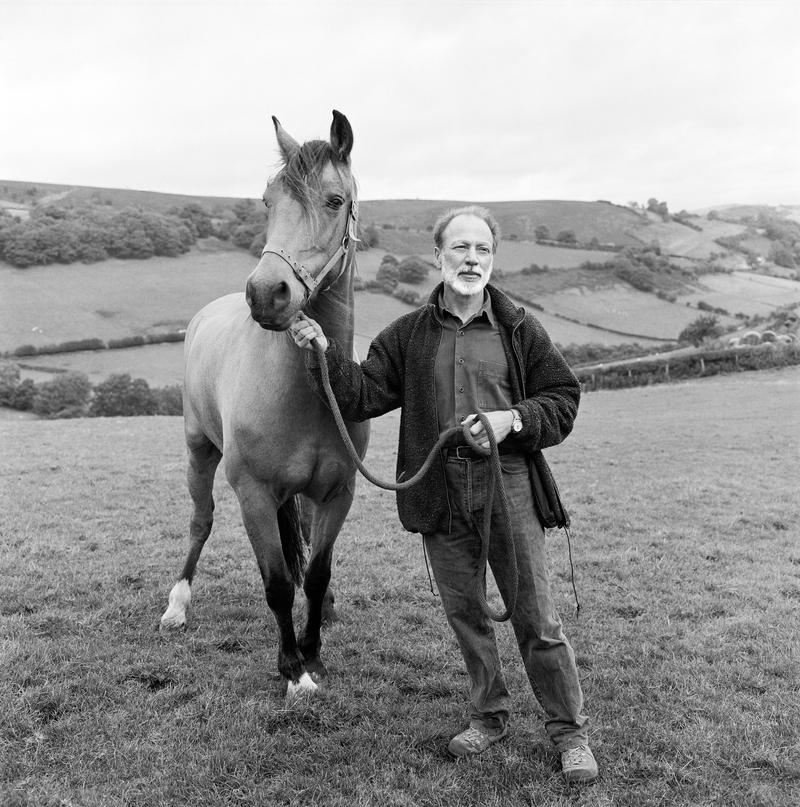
[32,372,91,417]
[178,203,213,238]
[534,224,550,241]
[11,378,36,411]
[647,198,670,219]
[397,256,433,284]
[376,256,401,289]
[359,223,380,249]
[770,243,796,269]
[678,315,722,347]
[90,373,157,416]
[0,361,21,406]
[153,385,183,415]
[556,229,577,245]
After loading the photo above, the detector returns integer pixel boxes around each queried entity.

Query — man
[290,205,597,784]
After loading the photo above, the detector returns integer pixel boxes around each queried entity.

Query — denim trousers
[423,452,589,751]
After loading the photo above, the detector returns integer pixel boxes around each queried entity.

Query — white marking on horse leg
[160,579,191,629]
[286,671,319,701]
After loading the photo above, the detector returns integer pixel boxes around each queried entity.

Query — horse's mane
[277,140,354,240]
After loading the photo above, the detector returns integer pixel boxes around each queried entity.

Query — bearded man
[290,205,597,784]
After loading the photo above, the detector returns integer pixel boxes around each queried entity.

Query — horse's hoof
[286,671,319,701]
[159,613,186,632]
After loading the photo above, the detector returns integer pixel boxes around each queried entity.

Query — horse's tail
[277,495,307,585]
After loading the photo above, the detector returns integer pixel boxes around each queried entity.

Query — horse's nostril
[272,281,290,310]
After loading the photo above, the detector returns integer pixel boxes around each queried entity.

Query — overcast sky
[2,0,798,210]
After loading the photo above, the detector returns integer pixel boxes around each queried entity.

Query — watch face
[513,418,522,432]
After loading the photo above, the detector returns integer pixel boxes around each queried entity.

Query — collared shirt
[433,290,512,434]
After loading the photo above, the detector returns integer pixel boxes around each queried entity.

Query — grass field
[0,251,257,352]
[681,272,800,317]
[528,285,736,341]
[2,367,799,806]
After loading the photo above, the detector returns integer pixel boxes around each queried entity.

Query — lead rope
[312,340,518,622]
[564,526,581,618]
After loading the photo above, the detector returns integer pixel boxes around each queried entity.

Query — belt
[444,445,527,460]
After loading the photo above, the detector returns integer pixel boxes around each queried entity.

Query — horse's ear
[330,110,353,164]
[272,116,300,163]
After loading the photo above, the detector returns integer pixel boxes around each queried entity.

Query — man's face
[436,214,494,298]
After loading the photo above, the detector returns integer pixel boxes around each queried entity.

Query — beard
[442,264,493,297]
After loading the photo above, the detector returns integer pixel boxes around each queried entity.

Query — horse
[160,110,369,699]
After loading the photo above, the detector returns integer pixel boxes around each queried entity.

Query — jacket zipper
[430,316,453,534]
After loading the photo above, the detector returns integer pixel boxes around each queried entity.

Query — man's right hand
[289,313,328,352]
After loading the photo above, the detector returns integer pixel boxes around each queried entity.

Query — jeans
[423,452,589,751]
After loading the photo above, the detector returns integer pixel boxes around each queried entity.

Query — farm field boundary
[576,341,800,391]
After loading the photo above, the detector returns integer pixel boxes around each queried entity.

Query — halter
[260,197,359,297]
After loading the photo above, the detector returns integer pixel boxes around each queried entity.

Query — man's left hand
[461,411,514,450]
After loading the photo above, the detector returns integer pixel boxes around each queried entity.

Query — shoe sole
[447,728,509,758]
[563,771,598,784]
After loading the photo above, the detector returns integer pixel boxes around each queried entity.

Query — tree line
[0,363,182,418]
[0,199,385,269]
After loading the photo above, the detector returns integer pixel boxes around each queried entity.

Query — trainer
[290,205,596,784]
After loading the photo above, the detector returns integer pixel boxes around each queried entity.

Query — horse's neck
[305,261,355,354]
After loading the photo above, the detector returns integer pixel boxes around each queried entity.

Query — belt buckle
[454,445,472,460]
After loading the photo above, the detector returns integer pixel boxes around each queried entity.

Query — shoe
[561,744,598,783]
[447,725,509,757]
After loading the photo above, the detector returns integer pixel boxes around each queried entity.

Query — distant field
[639,219,747,262]
[682,271,800,317]
[0,251,257,352]
[362,237,616,273]
[533,285,735,340]
[0,178,244,215]
[362,199,645,245]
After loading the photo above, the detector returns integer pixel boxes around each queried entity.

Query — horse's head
[245,110,356,331]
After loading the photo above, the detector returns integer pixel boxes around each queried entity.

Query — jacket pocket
[477,360,511,410]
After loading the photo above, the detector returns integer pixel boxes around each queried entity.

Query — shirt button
[457,331,464,337]
[458,386,464,393]
[458,358,464,365]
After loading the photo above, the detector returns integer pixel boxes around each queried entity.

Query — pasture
[681,272,800,318]
[2,367,799,806]
[515,284,731,341]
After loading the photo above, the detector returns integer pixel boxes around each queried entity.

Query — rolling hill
[2,179,799,388]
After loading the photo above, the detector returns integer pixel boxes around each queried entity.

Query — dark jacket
[308,283,581,533]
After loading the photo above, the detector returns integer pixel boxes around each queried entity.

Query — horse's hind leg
[160,436,221,630]
[298,477,356,679]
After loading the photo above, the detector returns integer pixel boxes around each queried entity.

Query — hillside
[4,178,798,273]
[3,179,799,388]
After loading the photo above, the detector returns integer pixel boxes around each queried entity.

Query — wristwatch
[510,408,523,433]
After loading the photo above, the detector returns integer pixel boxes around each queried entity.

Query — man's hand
[289,314,328,352]
[461,410,514,450]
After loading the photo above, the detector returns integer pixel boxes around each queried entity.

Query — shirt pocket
[477,360,511,410]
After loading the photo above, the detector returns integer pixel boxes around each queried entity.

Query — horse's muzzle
[246,277,298,330]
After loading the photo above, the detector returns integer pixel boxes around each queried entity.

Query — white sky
[1,0,798,210]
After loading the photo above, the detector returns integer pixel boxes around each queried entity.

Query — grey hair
[433,205,501,252]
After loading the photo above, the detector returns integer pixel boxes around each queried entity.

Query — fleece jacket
[306,282,581,534]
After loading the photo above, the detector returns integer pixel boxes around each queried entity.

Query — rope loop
[313,340,518,622]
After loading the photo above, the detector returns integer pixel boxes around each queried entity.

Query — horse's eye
[327,196,344,210]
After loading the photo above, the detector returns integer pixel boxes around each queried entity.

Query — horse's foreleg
[161,437,221,630]
[234,476,306,691]
[298,478,356,679]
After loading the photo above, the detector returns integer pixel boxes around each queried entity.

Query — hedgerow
[0,361,184,418]
[576,342,800,392]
